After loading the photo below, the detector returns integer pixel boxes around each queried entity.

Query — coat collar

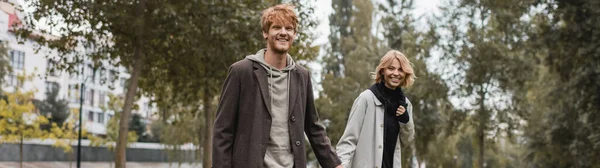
[253,62,301,116]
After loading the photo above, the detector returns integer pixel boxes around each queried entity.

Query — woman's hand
[396,105,406,116]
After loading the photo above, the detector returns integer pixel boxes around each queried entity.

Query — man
[212,4,343,168]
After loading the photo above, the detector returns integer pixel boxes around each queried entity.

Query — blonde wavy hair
[373,50,416,88]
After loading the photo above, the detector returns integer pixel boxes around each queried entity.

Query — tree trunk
[202,87,214,168]
[478,87,485,168]
[114,0,146,167]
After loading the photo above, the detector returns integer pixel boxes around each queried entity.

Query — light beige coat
[336,90,415,168]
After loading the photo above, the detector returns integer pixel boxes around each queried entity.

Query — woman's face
[382,58,405,90]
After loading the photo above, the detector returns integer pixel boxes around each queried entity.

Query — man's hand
[334,165,345,168]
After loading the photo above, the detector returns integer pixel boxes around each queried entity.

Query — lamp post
[77,65,85,168]
[77,64,95,168]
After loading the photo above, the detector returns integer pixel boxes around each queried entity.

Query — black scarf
[368,82,409,122]
[368,82,409,168]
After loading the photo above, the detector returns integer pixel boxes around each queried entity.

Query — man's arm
[304,75,342,168]
[212,65,241,168]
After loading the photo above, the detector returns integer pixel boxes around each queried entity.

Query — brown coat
[212,59,341,168]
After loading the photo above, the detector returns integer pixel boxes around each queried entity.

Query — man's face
[263,22,296,54]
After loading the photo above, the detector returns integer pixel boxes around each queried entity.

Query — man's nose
[278,29,289,36]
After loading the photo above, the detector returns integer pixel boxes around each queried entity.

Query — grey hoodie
[246,49,296,168]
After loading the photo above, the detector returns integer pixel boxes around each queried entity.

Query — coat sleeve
[336,92,369,168]
[212,65,241,168]
[304,75,342,168]
[399,98,415,149]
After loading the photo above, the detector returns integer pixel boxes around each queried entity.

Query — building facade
[0,1,155,136]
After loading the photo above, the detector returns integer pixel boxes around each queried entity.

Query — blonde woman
[336,50,416,168]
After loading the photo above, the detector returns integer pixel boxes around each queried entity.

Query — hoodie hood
[245,49,296,75]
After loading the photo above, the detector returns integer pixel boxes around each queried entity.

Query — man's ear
[263,31,268,40]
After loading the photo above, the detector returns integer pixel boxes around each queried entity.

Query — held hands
[396,105,406,116]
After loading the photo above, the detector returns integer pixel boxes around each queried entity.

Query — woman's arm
[336,91,370,167]
[399,98,415,148]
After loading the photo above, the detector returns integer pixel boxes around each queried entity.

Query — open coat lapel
[288,68,300,116]
[253,63,272,116]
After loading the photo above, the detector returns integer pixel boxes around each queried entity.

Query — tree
[22,1,321,167]
[435,0,535,167]
[521,0,600,166]
[317,0,382,150]
[20,0,187,167]
[129,113,146,142]
[91,94,138,148]
[33,83,70,129]
[0,75,71,168]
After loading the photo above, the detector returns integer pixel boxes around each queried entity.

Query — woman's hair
[261,4,298,33]
[373,50,416,87]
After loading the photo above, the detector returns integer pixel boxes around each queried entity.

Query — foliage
[0,74,77,166]
[32,83,70,129]
[0,41,11,87]
[90,94,138,150]
[520,0,600,167]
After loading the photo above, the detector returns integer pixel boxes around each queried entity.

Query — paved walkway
[0,162,201,168]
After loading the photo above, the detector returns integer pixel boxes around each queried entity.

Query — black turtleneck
[369,82,409,168]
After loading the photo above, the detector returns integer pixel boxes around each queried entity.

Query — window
[7,74,16,86]
[98,91,106,106]
[87,111,94,122]
[6,74,23,87]
[86,64,94,81]
[86,89,94,106]
[10,50,24,70]
[97,112,104,123]
[45,81,59,93]
[107,114,113,121]
[47,60,58,76]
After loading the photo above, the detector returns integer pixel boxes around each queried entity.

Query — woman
[336,50,416,168]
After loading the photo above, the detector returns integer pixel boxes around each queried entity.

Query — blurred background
[0,0,598,167]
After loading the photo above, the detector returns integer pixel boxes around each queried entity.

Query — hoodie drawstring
[269,66,273,113]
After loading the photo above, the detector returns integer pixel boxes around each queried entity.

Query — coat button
[295,141,301,146]
[380,124,383,128]
[291,116,296,122]
[378,145,382,149]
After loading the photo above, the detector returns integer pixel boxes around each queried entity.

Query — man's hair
[261,4,298,33]
[373,50,416,88]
